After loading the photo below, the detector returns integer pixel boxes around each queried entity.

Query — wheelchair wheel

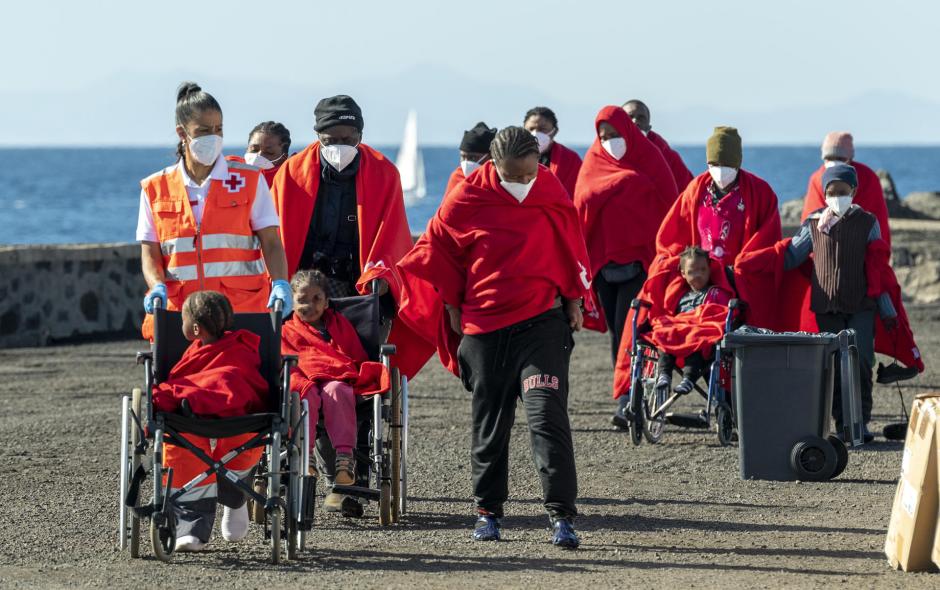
[628,379,643,446]
[269,505,282,565]
[150,513,175,563]
[287,392,303,559]
[716,402,735,447]
[399,376,409,517]
[379,480,392,526]
[389,368,402,524]
[642,379,666,444]
[129,388,142,558]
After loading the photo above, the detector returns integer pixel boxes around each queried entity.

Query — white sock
[175,535,206,552]
[221,504,249,542]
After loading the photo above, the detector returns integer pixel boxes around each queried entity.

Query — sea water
[0,146,938,245]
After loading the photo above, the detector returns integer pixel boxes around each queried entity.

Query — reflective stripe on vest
[160,233,260,257]
[166,259,267,282]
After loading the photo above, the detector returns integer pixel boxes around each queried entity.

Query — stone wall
[0,243,145,348]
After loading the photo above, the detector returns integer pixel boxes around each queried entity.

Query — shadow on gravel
[637,543,884,560]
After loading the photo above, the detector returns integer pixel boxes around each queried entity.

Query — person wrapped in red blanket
[445,122,497,196]
[612,126,781,414]
[152,291,268,552]
[397,127,592,548]
[270,94,434,379]
[622,99,694,191]
[649,246,734,396]
[524,106,583,199]
[281,269,390,514]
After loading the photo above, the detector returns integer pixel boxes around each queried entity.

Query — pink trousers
[300,381,357,455]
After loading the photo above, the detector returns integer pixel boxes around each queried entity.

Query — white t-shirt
[136,157,280,242]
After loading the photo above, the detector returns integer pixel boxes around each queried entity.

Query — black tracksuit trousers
[457,307,578,520]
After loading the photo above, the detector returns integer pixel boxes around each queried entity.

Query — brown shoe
[334,453,356,486]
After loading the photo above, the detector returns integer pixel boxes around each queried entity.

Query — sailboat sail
[397,109,427,204]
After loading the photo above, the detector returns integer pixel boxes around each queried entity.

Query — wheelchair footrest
[331,484,381,501]
[665,412,709,429]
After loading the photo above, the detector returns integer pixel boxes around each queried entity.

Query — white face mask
[825,194,854,216]
[245,151,274,170]
[497,169,536,202]
[188,134,223,166]
[321,143,358,172]
[602,137,627,160]
[460,159,480,177]
[531,130,552,154]
[708,165,738,189]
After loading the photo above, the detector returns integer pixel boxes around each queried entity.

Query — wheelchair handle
[630,298,652,310]
[272,299,284,314]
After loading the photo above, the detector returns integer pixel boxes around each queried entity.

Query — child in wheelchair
[154,291,269,551]
[282,270,389,512]
[653,246,733,395]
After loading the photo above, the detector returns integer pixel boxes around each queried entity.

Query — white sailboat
[396,109,427,205]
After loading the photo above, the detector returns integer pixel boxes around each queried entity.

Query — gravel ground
[2,305,939,589]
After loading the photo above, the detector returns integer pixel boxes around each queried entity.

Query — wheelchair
[317,285,409,526]
[118,300,314,563]
[622,298,743,447]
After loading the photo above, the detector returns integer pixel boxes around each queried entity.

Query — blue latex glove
[268,279,293,316]
[143,283,167,314]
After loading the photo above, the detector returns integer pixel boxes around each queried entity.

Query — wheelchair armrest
[630,298,652,310]
[380,344,397,357]
[136,351,152,365]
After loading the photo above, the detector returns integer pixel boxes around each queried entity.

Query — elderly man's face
[318,124,361,147]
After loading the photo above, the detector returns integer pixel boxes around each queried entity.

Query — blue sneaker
[472,514,501,541]
[551,518,580,549]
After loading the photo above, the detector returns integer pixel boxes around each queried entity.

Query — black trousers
[593,270,647,365]
[816,310,875,426]
[657,351,709,381]
[458,308,577,520]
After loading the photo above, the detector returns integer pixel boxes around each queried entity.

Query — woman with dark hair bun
[398,126,592,549]
[135,82,292,552]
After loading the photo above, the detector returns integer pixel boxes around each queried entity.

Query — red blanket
[271,142,435,378]
[152,330,268,417]
[397,161,594,375]
[282,312,389,396]
[647,130,694,192]
[574,106,677,277]
[801,161,890,246]
[612,259,734,395]
[444,166,465,197]
[548,141,583,200]
[650,170,782,329]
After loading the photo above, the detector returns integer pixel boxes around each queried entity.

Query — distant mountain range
[2,65,938,147]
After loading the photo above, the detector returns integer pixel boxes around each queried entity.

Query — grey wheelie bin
[722,328,863,481]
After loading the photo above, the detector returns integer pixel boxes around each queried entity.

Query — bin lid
[722,326,842,350]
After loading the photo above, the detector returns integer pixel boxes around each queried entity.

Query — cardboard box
[885,395,940,572]
[933,402,940,570]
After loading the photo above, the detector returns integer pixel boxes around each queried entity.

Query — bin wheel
[827,435,849,479]
[789,435,838,481]
[716,403,735,447]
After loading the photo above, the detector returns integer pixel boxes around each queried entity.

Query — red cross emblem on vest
[223,173,245,193]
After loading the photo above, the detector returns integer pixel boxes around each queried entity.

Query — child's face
[181,308,203,342]
[681,257,711,292]
[294,284,328,325]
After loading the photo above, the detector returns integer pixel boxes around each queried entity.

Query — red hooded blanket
[445,166,465,197]
[647,130,694,192]
[271,142,435,378]
[281,311,390,398]
[574,106,677,279]
[548,141,583,200]
[397,161,595,375]
[152,330,269,417]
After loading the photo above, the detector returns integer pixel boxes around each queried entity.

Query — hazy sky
[2,0,938,145]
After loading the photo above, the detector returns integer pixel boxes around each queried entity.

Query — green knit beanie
[706,126,742,168]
